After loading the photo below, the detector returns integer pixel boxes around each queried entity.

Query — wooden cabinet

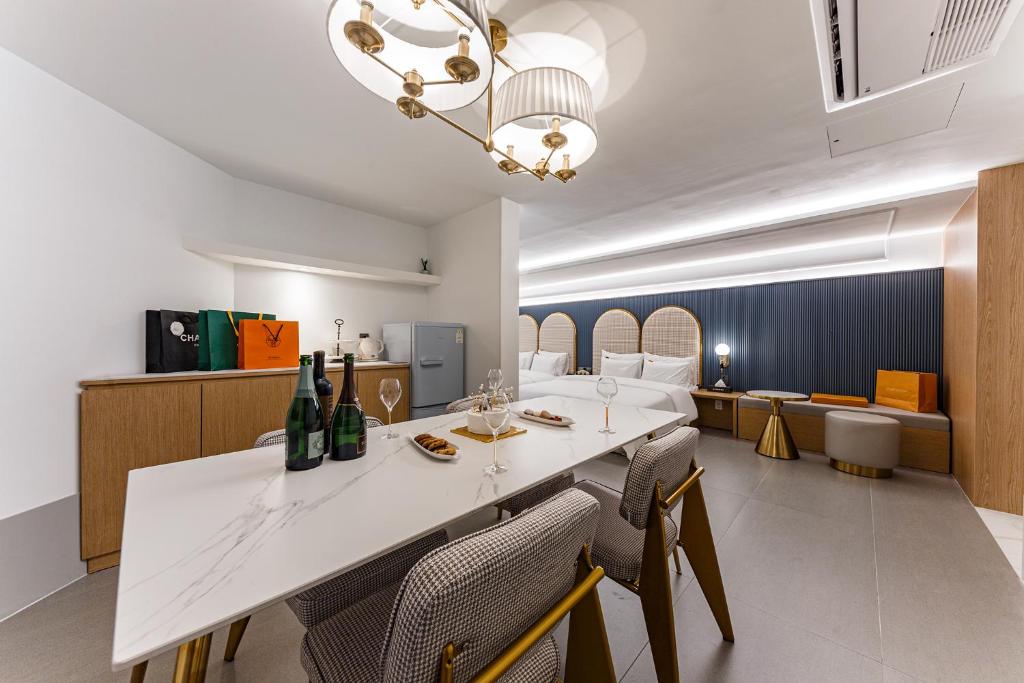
[79,364,409,571]
[690,390,744,436]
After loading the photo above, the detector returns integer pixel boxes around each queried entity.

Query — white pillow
[643,353,698,385]
[641,357,692,385]
[602,349,644,361]
[519,351,535,370]
[530,353,563,376]
[535,350,569,376]
[600,357,643,379]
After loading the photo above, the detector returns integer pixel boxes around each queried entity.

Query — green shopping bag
[198,310,276,370]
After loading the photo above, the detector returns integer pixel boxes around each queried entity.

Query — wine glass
[482,392,511,474]
[378,378,402,439]
[487,368,503,393]
[596,377,619,434]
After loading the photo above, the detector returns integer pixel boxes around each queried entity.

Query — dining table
[111,395,688,679]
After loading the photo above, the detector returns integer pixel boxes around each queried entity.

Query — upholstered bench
[825,411,902,478]
[737,396,950,473]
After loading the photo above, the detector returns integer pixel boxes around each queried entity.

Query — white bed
[519,368,556,385]
[519,374,698,421]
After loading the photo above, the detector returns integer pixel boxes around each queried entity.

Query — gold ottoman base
[829,458,893,479]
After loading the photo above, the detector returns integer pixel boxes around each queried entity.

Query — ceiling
[1,1,1022,275]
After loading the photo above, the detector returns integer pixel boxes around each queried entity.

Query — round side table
[747,390,809,460]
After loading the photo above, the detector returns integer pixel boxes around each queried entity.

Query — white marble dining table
[112,395,687,673]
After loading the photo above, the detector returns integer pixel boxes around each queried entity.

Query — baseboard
[0,495,86,621]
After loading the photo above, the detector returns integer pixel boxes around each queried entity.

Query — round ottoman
[824,411,901,478]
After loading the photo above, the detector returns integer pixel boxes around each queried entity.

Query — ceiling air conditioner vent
[812,0,1023,111]
[924,0,1013,73]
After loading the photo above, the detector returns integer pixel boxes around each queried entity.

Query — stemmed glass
[378,378,402,440]
[482,392,511,474]
[487,368,503,392]
[596,377,619,434]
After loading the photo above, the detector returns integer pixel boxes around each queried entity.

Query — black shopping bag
[146,310,200,373]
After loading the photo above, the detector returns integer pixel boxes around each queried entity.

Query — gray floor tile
[872,470,1024,682]
[694,432,775,497]
[621,582,883,683]
[882,665,920,682]
[751,451,873,526]
[715,498,882,659]
[669,481,749,546]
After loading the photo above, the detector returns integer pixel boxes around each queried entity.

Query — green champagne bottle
[330,353,367,460]
[285,355,325,471]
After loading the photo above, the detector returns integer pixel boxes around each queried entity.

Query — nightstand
[690,389,746,437]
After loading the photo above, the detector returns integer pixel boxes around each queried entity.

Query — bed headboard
[538,312,577,373]
[592,308,641,374]
[518,314,539,353]
[641,306,703,382]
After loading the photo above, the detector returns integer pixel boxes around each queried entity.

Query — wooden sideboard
[79,363,410,572]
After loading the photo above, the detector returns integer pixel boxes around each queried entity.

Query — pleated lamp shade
[490,66,598,170]
[327,0,493,112]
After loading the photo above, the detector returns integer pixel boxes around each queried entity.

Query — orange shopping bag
[238,318,300,369]
[874,370,937,413]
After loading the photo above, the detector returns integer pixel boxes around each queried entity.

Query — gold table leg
[755,398,799,460]
[224,616,250,662]
[172,633,213,683]
[129,660,147,683]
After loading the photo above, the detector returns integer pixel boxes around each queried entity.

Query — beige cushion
[739,396,949,431]
[825,411,901,470]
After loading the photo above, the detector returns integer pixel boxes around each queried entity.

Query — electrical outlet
[715,400,723,410]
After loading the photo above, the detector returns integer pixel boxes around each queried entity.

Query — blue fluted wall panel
[520,269,943,399]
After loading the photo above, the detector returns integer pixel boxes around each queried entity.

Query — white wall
[427,199,520,395]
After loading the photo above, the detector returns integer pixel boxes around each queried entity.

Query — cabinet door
[355,367,410,423]
[201,376,294,456]
[80,383,201,561]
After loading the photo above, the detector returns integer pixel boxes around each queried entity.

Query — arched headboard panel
[518,314,539,353]
[592,308,641,374]
[641,306,703,383]
[538,312,577,373]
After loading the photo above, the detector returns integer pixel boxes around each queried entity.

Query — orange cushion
[811,393,869,408]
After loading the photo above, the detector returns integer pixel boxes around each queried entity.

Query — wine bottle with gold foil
[313,350,334,452]
[330,354,367,460]
[285,355,325,471]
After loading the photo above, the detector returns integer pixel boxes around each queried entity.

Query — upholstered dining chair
[220,423,438,667]
[575,426,733,683]
[444,396,576,520]
[300,488,616,683]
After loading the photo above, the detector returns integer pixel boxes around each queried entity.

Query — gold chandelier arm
[431,0,470,31]
[495,53,518,73]
[416,99,546,181]
[421,79,462,86]
[485,79,494,151]
[365,51,405,80]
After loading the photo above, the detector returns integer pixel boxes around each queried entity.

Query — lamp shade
[489,66,598,171]
[327,0,493,112]
[714,343,731,356]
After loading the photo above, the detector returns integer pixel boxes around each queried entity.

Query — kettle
[356,333,385,361]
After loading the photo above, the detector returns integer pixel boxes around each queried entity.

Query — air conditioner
[812,0,1024,110]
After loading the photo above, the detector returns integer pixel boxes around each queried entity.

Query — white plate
[517,411,575,428]
[407,435,460,461]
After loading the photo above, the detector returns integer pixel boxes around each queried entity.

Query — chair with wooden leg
[575,425,733,683]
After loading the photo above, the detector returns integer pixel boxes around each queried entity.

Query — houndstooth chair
[575,426,734,683]
[445,398,575,519]
[300,488,615,683]
[221,423,438,665]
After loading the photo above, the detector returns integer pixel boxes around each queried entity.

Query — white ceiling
[1,0,1022,276]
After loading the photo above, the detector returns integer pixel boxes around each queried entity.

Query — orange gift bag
[238,318,300,369]
[874,370,938,413]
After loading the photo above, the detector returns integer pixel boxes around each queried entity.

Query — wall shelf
[183,237,441,287]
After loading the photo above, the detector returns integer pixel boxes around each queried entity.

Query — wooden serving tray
[450,425,527,443]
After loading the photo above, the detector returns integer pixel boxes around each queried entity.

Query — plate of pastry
[409,433,460,461]
[517,408,575,428]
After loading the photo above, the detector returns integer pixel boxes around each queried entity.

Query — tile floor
[2,429,1024,682]
[976,506,1024,580]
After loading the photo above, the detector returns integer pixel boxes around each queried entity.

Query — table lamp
[713,343,731,391]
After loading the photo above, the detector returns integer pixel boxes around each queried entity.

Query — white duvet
[518,374,697,423]
[519,369,557,385]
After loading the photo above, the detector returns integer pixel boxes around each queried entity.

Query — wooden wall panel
[200,376,294,456]
[976,163,1024,514]
[80,383,201,561]
[943,191,979,500]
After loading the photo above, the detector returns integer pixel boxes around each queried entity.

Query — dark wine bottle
[285,355,325,471]
[330,353,367,461]
[313,350,334,452]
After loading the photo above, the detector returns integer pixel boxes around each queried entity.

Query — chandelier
[326,0,598,182]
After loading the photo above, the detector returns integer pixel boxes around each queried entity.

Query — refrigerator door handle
[419,356,444,366]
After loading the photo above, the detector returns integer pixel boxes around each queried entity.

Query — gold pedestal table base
[747,391,809,460]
